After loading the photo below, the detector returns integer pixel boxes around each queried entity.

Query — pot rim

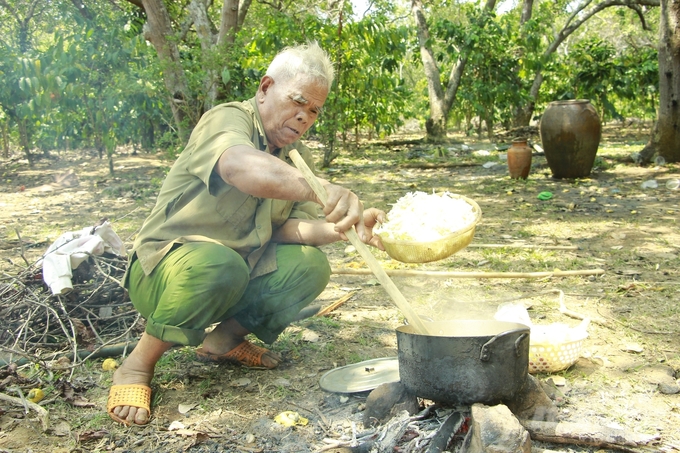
[397,319,530,337]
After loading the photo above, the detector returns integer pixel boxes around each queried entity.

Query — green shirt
[131,98,320,280]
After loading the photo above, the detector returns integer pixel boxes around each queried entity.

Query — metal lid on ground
[319,357,400,393]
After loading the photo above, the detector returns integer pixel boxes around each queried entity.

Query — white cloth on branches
[41,221,127,295]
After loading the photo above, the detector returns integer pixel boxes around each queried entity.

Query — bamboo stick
[315,291,357,317]
[331,268,605,279]
[289,150,430,335]
[469,244,578,250]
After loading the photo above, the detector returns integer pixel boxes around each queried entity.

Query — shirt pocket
[214,186,258,233]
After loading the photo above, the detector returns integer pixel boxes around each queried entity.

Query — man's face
[256,74,328,149]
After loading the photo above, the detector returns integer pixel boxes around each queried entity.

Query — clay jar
[539,99,601,179]
[507,138,532,179]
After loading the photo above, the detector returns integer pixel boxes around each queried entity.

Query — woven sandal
[107,384,152,426]
[195,340,280,369]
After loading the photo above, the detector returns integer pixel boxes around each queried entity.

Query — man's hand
[321,183,365,237]
[337,207,386,251]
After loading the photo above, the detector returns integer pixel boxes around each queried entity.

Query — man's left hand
[338,207,386,251]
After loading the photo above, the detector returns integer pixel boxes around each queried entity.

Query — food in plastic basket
[528,320,589,373]
[493,302,590,373]
[375,192,481,263]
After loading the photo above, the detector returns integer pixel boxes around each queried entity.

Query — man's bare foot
[108,333,173,425]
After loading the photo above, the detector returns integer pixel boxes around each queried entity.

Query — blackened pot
[396,320,530,405]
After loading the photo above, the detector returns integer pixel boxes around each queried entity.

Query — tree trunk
[218,0,239,44]
[124,0,252,137]
[520,0,534,23]
[1,120,9,159]
[141,0,194,142]
[411,0,496,142]
[513,73,542,127]
[142,120,154,150]
[639,0,680,163]
[16,118,33,166]
[411,0,448,142]
[188,0,219,110]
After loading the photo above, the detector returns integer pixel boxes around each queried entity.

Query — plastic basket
[377,195,482,263]
[528,331,588,373]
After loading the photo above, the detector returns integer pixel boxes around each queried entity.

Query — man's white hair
[265,42,335,91]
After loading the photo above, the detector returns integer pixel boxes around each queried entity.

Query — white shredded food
[375,191,476,242]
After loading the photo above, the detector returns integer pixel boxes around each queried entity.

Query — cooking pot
[396,320,530,405]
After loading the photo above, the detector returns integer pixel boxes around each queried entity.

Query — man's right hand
[320,183,366,240]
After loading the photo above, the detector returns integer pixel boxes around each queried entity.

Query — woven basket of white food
[375,191,482,263]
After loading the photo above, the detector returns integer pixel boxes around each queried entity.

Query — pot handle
[480,330,529,362]
[514,333,529,357]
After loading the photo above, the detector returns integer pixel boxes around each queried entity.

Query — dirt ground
[0,125,678,453]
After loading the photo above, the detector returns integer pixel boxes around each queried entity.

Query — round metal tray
[319,357,399,393]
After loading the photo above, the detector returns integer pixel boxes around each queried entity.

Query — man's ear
[258,76,275,99]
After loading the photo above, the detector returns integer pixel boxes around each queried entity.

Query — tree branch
[411,0,445,112]
[0,0,21,22]
[626,4,650,29]
[119,0,145,11]
[442,0,497,112]
[546,0,659,58]
[238,0,253,28]
[520,0,534,23]
[188,0,216,49]
[24,0,42,22]
[71,0,94,20]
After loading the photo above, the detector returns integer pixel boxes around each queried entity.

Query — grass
[1,130,679,450]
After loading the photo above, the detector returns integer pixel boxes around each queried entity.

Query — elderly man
[107,42,385,426]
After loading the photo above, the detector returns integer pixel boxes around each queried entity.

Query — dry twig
[0,391,49,431]
[0,254,139,370]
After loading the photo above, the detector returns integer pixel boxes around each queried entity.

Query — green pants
[126,242,331,346]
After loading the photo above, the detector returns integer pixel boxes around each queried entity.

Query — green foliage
[541,36,658,123]
[537,5,658,123]
[616,46,658,119]
[320,13,412,163]
[0,0,167,164]
[242,4,413,166]
[427,4,528,136]
[569,38,622,121]
[0,0,662,164]
[0,40,66,161]
[50,20,165,168]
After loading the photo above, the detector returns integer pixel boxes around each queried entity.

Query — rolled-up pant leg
[127,242,250,346]
[234,244,331,344]
[126,242,330,346]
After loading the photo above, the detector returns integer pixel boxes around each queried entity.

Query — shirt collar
[246,97,280,154]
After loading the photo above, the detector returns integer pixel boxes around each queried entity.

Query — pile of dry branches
[0,253,143,372]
